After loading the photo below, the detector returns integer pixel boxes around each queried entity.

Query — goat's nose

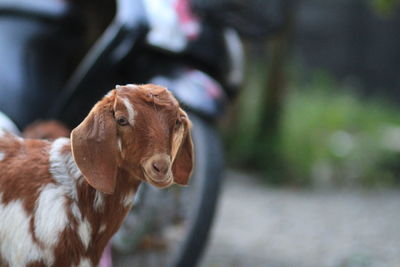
[152,158,169,176]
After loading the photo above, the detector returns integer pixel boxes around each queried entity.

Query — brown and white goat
[0,84,194,267]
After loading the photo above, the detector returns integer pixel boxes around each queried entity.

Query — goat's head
[71,84,194,194]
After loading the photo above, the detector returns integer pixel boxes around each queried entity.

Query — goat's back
[0,130,92,267]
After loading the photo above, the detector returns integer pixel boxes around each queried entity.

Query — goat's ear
[71,102,118,194]
[172,110,194,186]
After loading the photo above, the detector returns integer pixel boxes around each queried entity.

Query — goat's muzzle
[142,154,173,187]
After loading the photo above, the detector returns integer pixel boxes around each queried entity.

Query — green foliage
[370,0,400,16]
[279,72,400,186]
[226,69,400,187]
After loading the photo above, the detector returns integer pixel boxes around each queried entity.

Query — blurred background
[75,0,400,266]
[199,0,400,266]
[1,0,400,266]
[221,0,400,187]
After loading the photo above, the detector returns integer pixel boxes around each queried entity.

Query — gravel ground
[200,170,400,267]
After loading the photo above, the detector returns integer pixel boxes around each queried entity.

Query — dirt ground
[200,170,400,267]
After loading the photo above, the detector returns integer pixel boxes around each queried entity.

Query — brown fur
[26,261,46,267]
[0,84,194,266]
[0,134,54,213]
[111,84,194,187]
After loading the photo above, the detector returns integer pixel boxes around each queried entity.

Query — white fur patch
[121,97,136,126]
[34,184,69,249]
[0,151,4,161]
[99,223,107,234]
[71,202,82,221]
[122,191,135,208]
[0,195,43,266]
[118,138,122,152]
[78,257,92,267]
[93,191,104,211]
[126,84,139,89]
[78,219,92,250]
[49,138,82,200]
[0,128,4,138]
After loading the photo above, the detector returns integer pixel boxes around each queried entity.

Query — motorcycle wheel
[112,112,224,267]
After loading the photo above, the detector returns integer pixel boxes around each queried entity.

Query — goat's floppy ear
[71,101,118,194]
[172,110,194,186]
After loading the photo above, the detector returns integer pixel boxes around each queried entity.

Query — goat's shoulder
[0,131,51,170]
[0,133,56,210]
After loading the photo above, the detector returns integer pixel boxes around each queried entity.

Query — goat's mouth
[143,169,173,188]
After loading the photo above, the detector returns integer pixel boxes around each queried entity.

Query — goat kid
[0,84,194,267]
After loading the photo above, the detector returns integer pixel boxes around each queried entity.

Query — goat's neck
[75,168,141,263]
[52,138,141,264]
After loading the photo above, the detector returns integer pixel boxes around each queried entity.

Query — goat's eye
[117,116,129,126]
